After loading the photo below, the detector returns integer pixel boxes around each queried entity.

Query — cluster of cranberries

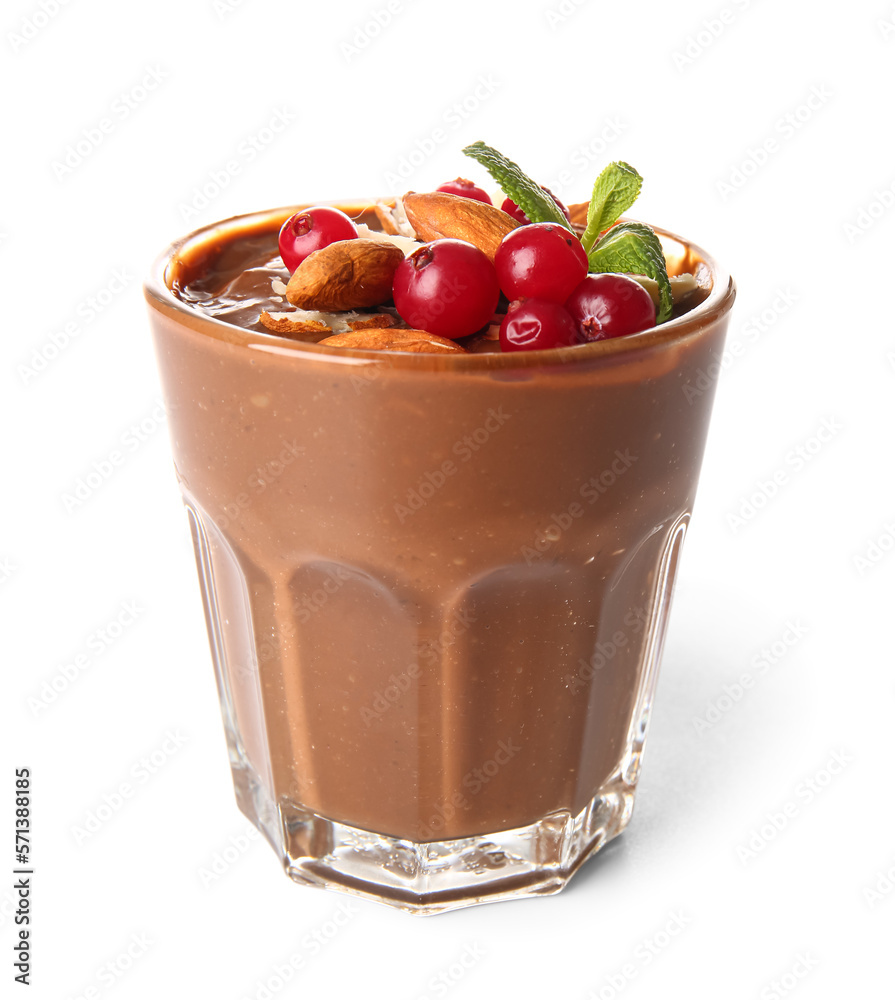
[277,182,657,353]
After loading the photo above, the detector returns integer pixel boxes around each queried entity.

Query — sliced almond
[402,191,520,260]
[260,311,331,339]
[346,313,395,331]
[567,201,588,227]
[355,223,420,257]
[373,199,417,239]
[286,238,404,311]
[260,308,395,339]
[319,329,466,355]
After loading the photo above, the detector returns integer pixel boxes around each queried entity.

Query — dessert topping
[260,308,395,338]
[501,189,572,226]
[435,178,493,205]
[258,141,680,353]
[494,222,588,303]
[278,206,359,273]
[565,273,657,342]
[285,238,404,311]
[401,191,519,261]
[463,141,572,229]
[392,239,499,339]
[499,299,579,352]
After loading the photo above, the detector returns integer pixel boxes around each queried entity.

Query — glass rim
[143,201,736,371]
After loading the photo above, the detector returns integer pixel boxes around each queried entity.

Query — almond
[567,201,588,228]
[319,328,466,355]
[260,311,331,338]
[373,198,417,239]
[347,313,396,331]
[260,309,395,339]
[402,192,520,260]
[286,238,404,311]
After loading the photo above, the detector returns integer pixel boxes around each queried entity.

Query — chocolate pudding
[145,202,734,912]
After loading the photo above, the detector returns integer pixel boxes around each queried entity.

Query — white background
[2,0,894,997]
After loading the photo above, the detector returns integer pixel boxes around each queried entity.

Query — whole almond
[402,192,520,260]
[286,238,404,311]
[319,328,466,355]
[567,201,588,228]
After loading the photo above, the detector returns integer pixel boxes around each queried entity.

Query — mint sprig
[580,162,642,253]
[589,222,673,323]
[462,141,571,229]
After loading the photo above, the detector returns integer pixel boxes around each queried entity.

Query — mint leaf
[589,222,673,323]
[580,162,642,253]
[462,141,571,229]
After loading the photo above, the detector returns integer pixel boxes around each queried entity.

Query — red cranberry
[392,239,499,339]
[499,299,579,352]
[278,206,358,273]
[565,273,656,342]
[436,178,492,205]
[501,187,572,225]
[495,223,588,303]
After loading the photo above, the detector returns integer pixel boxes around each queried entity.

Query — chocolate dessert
[145,147,735,912]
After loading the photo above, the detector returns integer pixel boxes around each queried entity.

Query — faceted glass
[145,206,735,913]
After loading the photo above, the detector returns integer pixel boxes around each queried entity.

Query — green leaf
[462,141,571,229]
[580,161,642,253]
[588,222,673,323]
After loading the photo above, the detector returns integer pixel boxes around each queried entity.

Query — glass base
[231,754,637,915]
